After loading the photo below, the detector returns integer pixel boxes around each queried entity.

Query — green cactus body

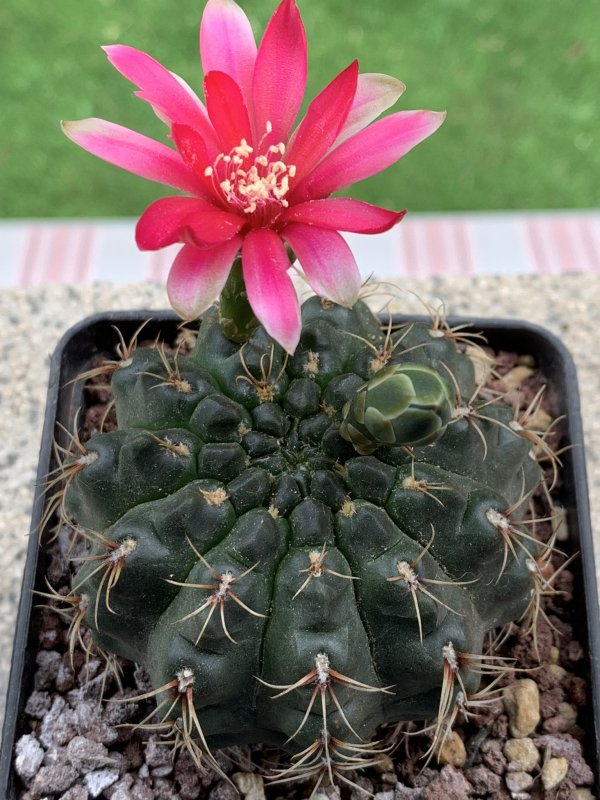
[65,297,542,758]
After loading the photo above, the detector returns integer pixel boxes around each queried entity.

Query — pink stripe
[399,222,420,277]
[553,217,577,273]
[525,218,550,274]
[18,226,42,286]
[425,220,445,277]
[47,227,69,283]
[580,217,600,273]
[74,227,95,283]
[454,219,475,276]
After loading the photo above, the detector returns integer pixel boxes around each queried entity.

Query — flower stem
[218,257,259,344]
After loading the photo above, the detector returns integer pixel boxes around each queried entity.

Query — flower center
[204,122,296,224]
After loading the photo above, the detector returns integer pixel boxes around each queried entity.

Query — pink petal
[102,45,220,155]
[167,237,243,319]
[282,223,361,308]
[280,198,406,234]
[136,196,244,250]
[61,118,208,197]
[204,71,253,152]
[252,0,307,143]
[242,229,300,354]
[291,110,446,202]
[171,124,220,201]
[333,73,406,147]
[200,0,257,108]
[285,61,358,184]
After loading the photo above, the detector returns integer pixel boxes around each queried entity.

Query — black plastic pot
[1,310,598,798]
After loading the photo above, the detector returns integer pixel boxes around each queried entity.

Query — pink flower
[62,0,444,353]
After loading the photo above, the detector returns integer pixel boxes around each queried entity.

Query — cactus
[60,294,548,782]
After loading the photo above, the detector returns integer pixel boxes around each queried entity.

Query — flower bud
[340,363,453,454]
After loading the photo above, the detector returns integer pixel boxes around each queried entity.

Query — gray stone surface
[1,275,599,730]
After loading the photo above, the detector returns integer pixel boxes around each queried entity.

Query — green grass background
[1,0,598,218]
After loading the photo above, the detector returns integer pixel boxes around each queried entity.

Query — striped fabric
[2,211,599,287]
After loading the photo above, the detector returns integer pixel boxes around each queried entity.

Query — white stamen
[207,127,296,220]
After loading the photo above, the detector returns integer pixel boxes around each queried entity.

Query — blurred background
[1,0,598,219]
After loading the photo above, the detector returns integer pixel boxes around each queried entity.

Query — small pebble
[131,780,154,800]
[437,731,467,768]
[14,734,44,781]
[504,679,541,737]
[28,764,79,799]
[374,754,395,773]
[505,770,534,793]
[24,690,52,719]
[59,788,88,800]
[66,735,113,772]
[548,646,560,665]
[549,663,568,681]
[421,765,472,800]
[232,772,266,800]
[464,765,503,796]
[394,786,423,799]
[145,737,173,768]
[558,701,578,723]
[34,650,63,690]
[527,405,554,432]
[84,767,120,797]
[542,756,569,791]
[502,365,534,390]
[152,763,174,778]
[503,737,539,772]
[108,774,135,800]
[209,779,241,800]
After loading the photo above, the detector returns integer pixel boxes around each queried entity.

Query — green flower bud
[340,363,454,454]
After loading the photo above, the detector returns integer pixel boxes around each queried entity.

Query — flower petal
[136,196,244,250]
[242,228,300,354]
[167,237,243,319]
[282,223,361,307]
[280,198,406,233]
[200,0,257,107]
[171,123,220,201]
[204,71,253,152]
[286,61,358,184]
[253,0,307,143]
[291,110,446,202]
[102,45,220,155]
[333,73,406,147]
[61,118,208,196]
